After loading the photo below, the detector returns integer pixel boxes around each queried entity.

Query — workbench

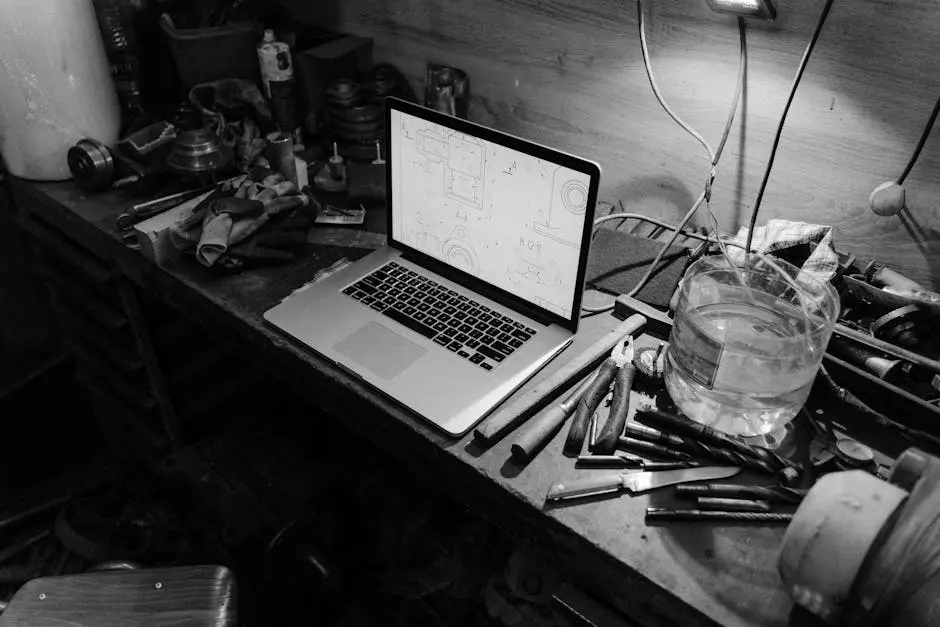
[9,179,796,627]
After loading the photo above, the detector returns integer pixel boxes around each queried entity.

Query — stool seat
[0,565,236,626]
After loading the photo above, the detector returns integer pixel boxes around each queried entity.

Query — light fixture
[706,0,776,20]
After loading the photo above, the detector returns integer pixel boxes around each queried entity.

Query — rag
[726,219,840,284]
[169,169,313,269]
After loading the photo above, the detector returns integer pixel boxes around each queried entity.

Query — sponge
[586,228,690,309]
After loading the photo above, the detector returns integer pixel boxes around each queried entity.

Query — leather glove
[222,209,316,268]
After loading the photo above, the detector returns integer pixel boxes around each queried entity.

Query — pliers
[564,337,636,456]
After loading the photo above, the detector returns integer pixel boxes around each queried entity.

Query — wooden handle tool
[510,374,595,462]
[473,314,647,445]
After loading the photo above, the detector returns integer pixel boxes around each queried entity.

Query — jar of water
[664,255,839,443]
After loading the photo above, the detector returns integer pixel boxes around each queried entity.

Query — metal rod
[675,483,807,504]
[645,508,793,523]
[697,497,772,512]
[833,322,940,376]
[617,436,694,462]
[576,454,642,468]
[117,186,214,228]
[589,413,598,452]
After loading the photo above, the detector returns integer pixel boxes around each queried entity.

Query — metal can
[265,132,297,186]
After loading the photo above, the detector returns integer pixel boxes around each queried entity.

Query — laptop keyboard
[342,261,537,371]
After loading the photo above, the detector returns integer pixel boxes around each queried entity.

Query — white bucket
[0,0,121,180]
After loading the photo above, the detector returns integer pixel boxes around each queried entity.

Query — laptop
[264,98,601,436]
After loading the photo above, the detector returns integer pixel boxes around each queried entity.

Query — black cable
[745,0,836,255]
[897,95,940,185]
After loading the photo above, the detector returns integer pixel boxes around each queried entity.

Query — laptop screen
[389,108,593,321]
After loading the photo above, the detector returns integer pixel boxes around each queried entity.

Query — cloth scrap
[169,169,310,268]
[195,197,264,266]
[726,219,840,284]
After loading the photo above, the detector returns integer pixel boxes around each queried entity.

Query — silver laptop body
[264,98,601,436]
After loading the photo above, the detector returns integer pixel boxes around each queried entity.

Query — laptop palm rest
[333,321,427,380]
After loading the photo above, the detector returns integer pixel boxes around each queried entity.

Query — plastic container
[0,0,121,180]
[664,254,839,442]
[160,14,259,88]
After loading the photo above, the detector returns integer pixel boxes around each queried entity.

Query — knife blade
[546,466,742,502]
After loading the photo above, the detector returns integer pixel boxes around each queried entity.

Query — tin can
[266,132,297,186]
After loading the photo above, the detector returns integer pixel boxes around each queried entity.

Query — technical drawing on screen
[390,109,591,319]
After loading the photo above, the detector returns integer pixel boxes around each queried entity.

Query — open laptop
[264,98,600,435]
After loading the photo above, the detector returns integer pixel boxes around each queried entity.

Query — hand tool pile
[475,314,649,450]
[473,308,806,524]
[547,400,803,523]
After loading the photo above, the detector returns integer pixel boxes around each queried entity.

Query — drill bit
[675,483,807,504]
[616,437,695,462]
[635,407,800,472]
[645,508,793,523]
[625,422,779,475]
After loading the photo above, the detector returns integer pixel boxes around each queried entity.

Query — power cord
[744,0,836,255]
[581,5,747,316]
[898,95,940,185]
[591,211,746,249]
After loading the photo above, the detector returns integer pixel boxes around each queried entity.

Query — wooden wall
[280,0,940,287]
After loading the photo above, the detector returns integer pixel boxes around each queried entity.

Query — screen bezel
[385,98,601,333]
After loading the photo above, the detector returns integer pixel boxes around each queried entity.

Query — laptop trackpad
[334,321,426,380]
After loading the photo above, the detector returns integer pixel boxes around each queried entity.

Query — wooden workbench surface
[11,180,794,627]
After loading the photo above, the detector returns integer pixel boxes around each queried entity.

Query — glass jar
[664,254,840,443]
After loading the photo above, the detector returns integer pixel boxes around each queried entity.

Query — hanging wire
[744,0,836,255]
[636,0,716,163]
[582,5,747,316]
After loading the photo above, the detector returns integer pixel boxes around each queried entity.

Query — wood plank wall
[279,0,940,287]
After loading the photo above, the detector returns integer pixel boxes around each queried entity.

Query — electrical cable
[713,18,747,171]
[592,212,746,249]
[636,0,716,163]
[582,5,747,316]
[897,94,940,185]
[744,0,836,255]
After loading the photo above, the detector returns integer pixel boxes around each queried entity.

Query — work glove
[217,208,316,270]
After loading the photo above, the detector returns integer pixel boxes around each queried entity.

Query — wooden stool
[0,565,236,626]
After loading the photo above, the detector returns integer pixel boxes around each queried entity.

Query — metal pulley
[67,138,115,191]
[871,305,923,349]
